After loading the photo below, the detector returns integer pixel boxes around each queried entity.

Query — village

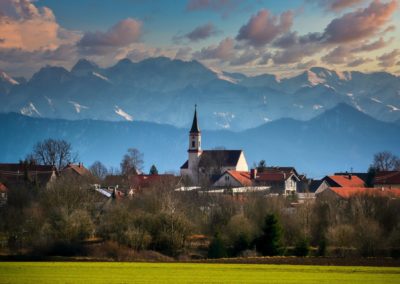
[1,107,399,205]
[0,107,399,261]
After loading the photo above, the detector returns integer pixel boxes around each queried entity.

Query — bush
[208,233,227,259]
[293,238,309,257]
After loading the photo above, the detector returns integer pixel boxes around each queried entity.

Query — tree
[293,237,309,257]
[208,232,227,259]
[257,160,267,172]
[255,214,282,256]
[370,151,400,171]
[149,165,158,175]
[120,148,144,176]
[29,138,77,171]
[89,161,108,180]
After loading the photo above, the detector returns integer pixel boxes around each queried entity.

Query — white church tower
[187,105,202,179]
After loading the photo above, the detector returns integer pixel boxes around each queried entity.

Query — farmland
[0,262,399,283]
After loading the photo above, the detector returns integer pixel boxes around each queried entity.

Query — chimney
[348,174,351,179]
[250,168,257,179]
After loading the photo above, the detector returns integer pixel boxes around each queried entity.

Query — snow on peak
[115,106,133,121]
[306,70,326,86]
[387,104,400,112]
[313,104,324,110]
[92,72,110,82]
[20,102,41,116]
[336,71,352,81]
[209,67,238,84]
[69,101,89,113]
[370,97,382,104]
[0,71,19,85]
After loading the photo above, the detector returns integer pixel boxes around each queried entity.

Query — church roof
[190,107,200,133]
[180,160,189,169]
[198,150,243,168]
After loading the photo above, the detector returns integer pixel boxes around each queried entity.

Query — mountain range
[1,103,399,178]
[1,57,399,130]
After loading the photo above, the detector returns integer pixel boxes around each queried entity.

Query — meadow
[0,262,400,283]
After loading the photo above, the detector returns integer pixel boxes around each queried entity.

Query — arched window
[192,140,195,148]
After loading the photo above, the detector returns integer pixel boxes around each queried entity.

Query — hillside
[1,104,399,177]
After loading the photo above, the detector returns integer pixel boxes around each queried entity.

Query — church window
[192,141,195,148]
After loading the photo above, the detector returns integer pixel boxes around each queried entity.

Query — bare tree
[29,138,77,170]
[371,151,400,171]
[120,148,144,176]
[89,161,108,180]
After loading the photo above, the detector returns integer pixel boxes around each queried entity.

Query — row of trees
[1,174,399,259]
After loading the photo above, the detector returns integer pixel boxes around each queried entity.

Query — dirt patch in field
[192,256,400,267]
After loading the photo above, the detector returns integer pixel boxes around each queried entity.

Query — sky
[0,0,399,78]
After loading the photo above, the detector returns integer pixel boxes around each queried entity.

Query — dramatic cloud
[236,9,293,47]
[272,42,321,64]
[352,37,391,53]
[322,0,398,44]
[377,49,400,67]
[175,23,219,42]
[322,46,353,64]
[186,0,243,16]
[347,57,372,67]
[296,59,318,69]
[310,0,366,12]
[193,37,235,60]
[77,18,142,55]
[0,0,77,51]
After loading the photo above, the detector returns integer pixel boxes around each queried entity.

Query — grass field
[0,262,400,283]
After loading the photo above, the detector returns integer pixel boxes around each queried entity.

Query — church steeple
[188,105,201,153]
[190,104,200,134]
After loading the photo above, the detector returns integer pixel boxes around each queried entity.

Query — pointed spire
[190,104,200,133]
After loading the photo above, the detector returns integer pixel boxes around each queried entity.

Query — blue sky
[0,0,399,77]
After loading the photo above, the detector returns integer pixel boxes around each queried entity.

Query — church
[180,106,249,184]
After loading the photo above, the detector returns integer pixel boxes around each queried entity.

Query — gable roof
[0,163,55,187]
[256,172,298,182]
[324,175,365,187]
[264,167,299,177]
[0,183,7,193]
[198,150,243,168]
[374,171,400,185]
[327,187,400,199]
[226,170,253,186]
[62,163,91,176]
[309,179,323,193]
[180,160,188,169]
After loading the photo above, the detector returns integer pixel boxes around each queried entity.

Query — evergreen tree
[149,165,158,175]
[294,237,309,257]
[208,232,227,259]
[255,214,282,256]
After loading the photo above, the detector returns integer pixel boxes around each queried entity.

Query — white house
[180,106,249,184]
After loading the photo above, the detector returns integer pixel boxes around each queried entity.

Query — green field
[0,262,399,283]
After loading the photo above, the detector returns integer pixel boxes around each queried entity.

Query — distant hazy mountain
[0,58,399,130]
[1,104,399,177]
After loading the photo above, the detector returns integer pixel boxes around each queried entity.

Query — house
[373,171,400,188]
[213,168,300,195]
[61,163,92,178]
[0,183,7,207]
[315,174,365,194]
[180,106,248,184]
[256,170,299,195]
[0,162,57,189]
[316,186,400,201]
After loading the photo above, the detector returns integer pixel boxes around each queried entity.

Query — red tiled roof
[329,187,400,199]
[374,171,400,185]
[0,183,7,192]
[130,174,175,188]
[326,175,365,187]
[62,163,91,176]
[227,171,253,186]
[257,172,285,182]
